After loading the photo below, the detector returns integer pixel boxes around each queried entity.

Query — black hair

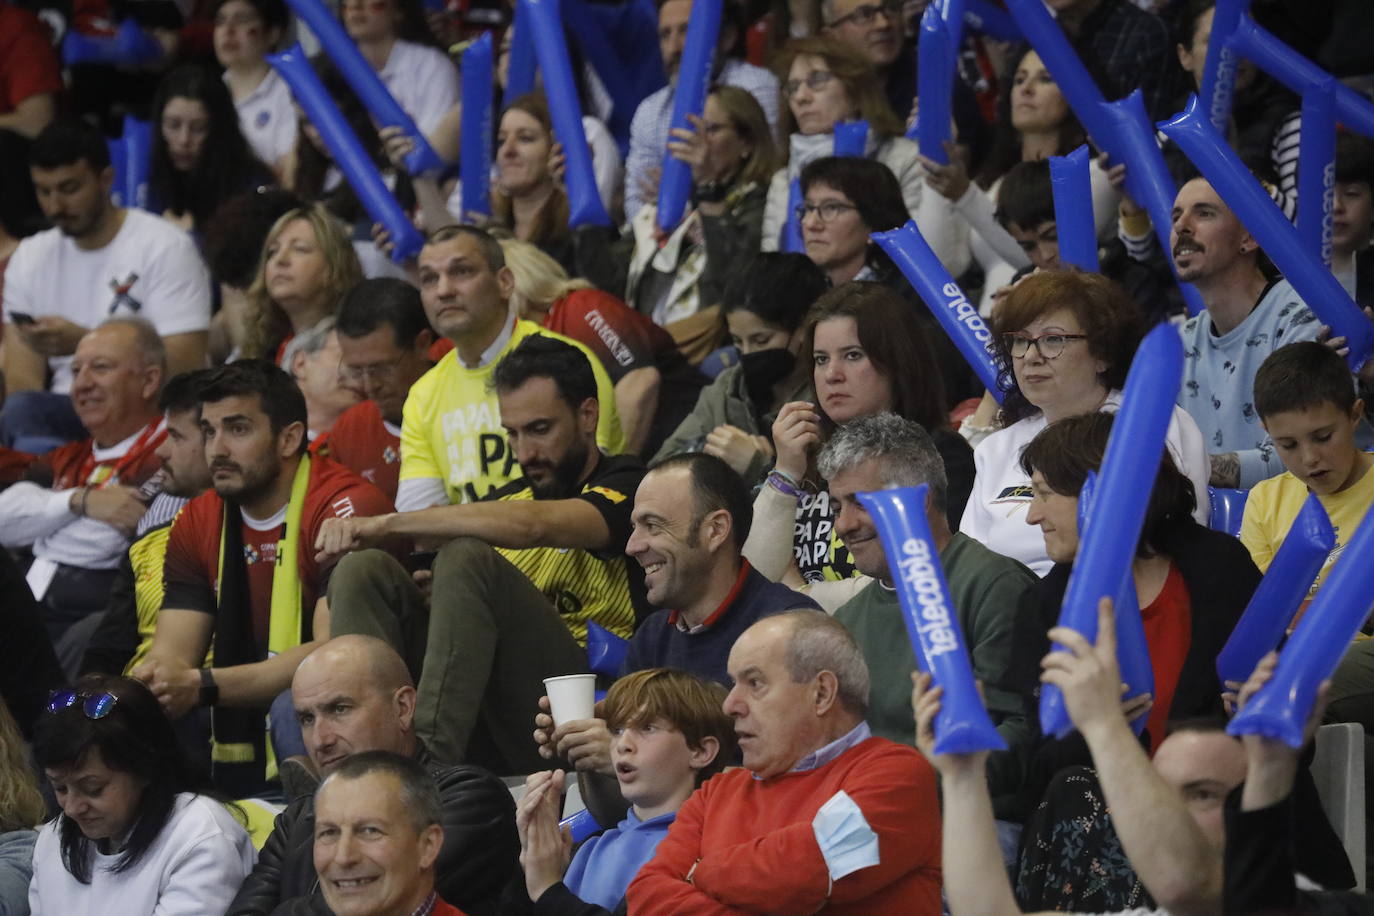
[202,188,306,289]
[1336,130,1374,190]
[995,159,1055,230]
[159,367,216,414]
[149,65,273,228]
[209,0,288,33]
[197,359,308,451]
[32,675,214,884]
[721,253,829,333]
[799,156,909,236]
[1019,412,1197,559]
[491,334,597,411]
[29,118,111,172]
[648,453,754,549]
[1254,341,1358,419]
[424,224,507,271]
[336,277,434,348]
[1176,0,1216,52]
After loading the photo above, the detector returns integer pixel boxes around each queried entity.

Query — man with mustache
[1170,176,1322,489]
[316,335,649,773]
[134,360,392,795]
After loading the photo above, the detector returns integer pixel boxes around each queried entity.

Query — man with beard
[134,360,392,795]
[1169,176,1322,489]
[2,118,209,454]
[315,335,648,772]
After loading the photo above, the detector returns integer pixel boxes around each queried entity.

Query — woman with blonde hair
[0,698,45,913]
[760,36,967,277]
[575,84,780,365]
[241,203,363,362]
[500,238,704,457]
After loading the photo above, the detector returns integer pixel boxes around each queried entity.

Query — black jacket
[226,746,518,916]
[1004,521,1261,819]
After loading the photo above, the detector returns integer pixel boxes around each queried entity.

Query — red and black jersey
[313,400,402,505]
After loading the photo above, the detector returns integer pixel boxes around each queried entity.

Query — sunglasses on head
[47,689,120,720]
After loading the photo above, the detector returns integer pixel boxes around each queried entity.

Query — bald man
[227,636,519,916]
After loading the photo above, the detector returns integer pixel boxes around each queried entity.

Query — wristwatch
[198,668,219,708]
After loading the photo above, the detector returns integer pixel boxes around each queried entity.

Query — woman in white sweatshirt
[29,675,255,916]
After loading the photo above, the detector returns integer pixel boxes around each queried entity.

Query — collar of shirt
[233,67,282,108]
[668,560,752,633]
[409,892,438,916]
[787,721,871,775]
[459,313,517,369]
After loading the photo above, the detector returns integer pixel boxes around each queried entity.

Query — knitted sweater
[627,736,941,914]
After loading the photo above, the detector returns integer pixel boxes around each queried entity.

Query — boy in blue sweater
[512,667,736,915]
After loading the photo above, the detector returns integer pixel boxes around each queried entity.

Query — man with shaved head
[227,636,519,916]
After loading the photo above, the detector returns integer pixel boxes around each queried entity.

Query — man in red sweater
[629,609,942,914]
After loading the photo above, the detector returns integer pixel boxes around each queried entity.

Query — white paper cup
[544,674,597,726]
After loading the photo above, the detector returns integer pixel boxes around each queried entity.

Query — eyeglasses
[826,0,902,29]
[340,351,409,384]
[795,201,858,223]
[47,689,119,720]
[1003,332,1089,360]
[784,70,837,98]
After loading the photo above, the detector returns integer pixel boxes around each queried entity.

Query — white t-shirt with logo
[2,208,212,393]
[228,67,297,168]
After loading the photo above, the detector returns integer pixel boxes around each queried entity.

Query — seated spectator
[991,160,1168,323]
[149,64,275,234]
[628,610,941,913]
[30,675,257,914]
[212,0,295,174]
[821,413,1036,813]
[339,0,459,153]
[513,668,734,914]
[960,271,1210,575]
[131,361,392,796]
[575,85,779,365]
[743,282,974,595]
[318,336,646,772]
[503,238,704,457]
[241,203,364,363]
[0,0,60,142]
[533,453,816,822]
[624,0,779,220]
[2,118,210,454]
[919,45,1123,312]
[0,319,167,664]
[761,37,967,278]
[326,277,436,504]
[313,752,475,916]
[0,697,44,914]
[1009,411,1258,818]
[489,94,580,273]
[1242,343,1374,732]
[282,316,362,439]
[1332,131,1374,308]
[921,599,1244,916]
[282,58,417,278]
[80,369,216,679]
[1171,175,1321,488]
[653,253,828,484]
[228,635,517,915]
[396,226,622,510]
[201,188,304,362]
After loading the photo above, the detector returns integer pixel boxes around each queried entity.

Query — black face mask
[740,347,797,412]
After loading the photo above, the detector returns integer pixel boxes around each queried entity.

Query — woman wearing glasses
[29,675,255,915]
[760,37,967,279]
[959,271,1210,576]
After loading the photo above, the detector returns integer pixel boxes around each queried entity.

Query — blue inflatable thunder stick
[859,485,1006,754]
[1048,145,1098,272]
[459,33,494,220]
[1039,323,1183,739]
[656,0,721,231]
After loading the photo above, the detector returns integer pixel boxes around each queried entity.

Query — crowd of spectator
[3,0,1374,912]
